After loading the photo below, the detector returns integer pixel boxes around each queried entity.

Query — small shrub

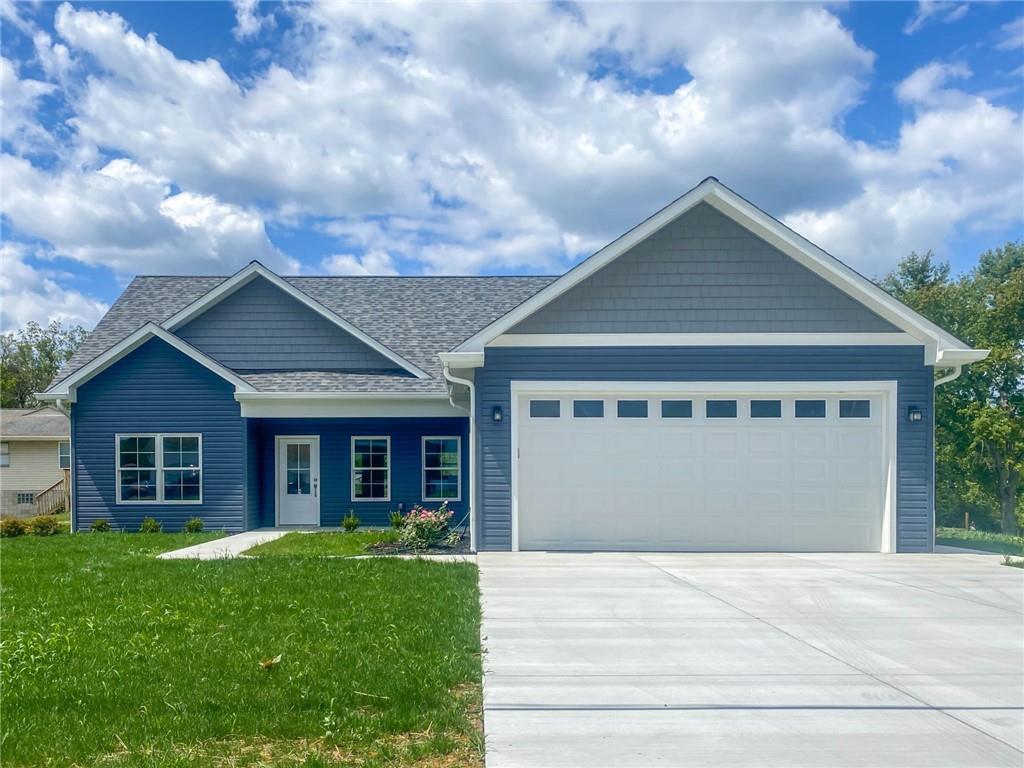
[184,517,205,533]
[389,509,405,529]
[139,516,162,533]
[342,511,360,532]
[27,515,61,536]
[398,501,454,551]
[90,519,112,532]
[1,518,27,537]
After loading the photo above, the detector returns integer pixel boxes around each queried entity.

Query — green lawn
[935,527,1024,555]
[248,529,400,558]
[0,533,482,767]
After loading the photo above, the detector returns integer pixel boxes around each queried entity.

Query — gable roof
[47,275,555,395]
[0,406,69,439]
[163,262,431,379]
[42,324,257,401]
[453,177,987,366]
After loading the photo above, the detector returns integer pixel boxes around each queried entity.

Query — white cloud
[321,250,399,276]
[0,0,1017,295]
[0,56,56,152]
[232,0,274,40]
[996,17,1024,50]
[0,155,296,275]
[0,244,108,332]
[904,2,970,35]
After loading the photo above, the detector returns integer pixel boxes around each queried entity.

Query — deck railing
[35,469,70,517]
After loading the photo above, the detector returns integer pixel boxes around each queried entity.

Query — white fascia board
[438,351,485,368]
[0,435,68,441]
[161,262,431,380]
[508,380,898,395]
[488,332,921,348]
[39,324,256,402]
[237,394,462,418]
[453,177,980,364]
[234,391,451,400]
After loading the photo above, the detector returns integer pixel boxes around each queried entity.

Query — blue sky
[1,0,1021,331]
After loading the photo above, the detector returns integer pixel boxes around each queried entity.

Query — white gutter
[443,362,476,553]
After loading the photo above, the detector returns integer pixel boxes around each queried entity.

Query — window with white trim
[59,441,71,469]
[16,492,34,505]
[423,436,460,501]
[352,437,390,500]
[0,442,8,467]
[116,434,202,504]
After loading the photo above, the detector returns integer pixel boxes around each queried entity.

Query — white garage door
[514,384,894,552]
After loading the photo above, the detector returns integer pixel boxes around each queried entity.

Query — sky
[1,0,1022,333]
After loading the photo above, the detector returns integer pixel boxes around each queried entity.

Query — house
[0,407,71,517]
[38,178,988,552]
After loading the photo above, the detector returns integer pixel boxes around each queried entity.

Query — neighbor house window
[0,442,8,467]
[58,441,71,469]
[661,400,693,418]
[840,400,871,418]
[352,437,390,500]
[116,434,202,504]
[16,492,34,505]
[750,400,782,418]
[423,437,460,501]
[795,400,827,418]
[617,400,648,418]
[706,400,738,418]
[529,400,560,418]
[573,400,604,418]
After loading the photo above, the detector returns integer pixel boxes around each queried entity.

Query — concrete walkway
[156,529,287,559]
[478,551,1024,768]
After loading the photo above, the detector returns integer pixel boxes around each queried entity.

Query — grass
[247,529,400,558]
[935,527,1024,555]
[0,533,482,767]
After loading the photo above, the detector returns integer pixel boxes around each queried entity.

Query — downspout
[53,398,74,533]
[443,362,476,553]
[934,365,962,388]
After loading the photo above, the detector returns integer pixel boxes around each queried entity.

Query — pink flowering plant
[397,501,458,550]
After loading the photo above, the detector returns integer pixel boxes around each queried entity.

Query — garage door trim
[509,380,899,553]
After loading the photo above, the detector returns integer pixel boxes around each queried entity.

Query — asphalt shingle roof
[0,407,69,438]
[56,275,556,394]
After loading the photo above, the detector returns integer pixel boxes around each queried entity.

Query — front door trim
[275,435,321,526]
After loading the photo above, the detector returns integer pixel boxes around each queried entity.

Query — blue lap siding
[71,338,246,533]
[250,418,469,528]
[475,345,935,553]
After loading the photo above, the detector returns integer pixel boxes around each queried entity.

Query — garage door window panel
[530,400,560,418]
[840,399,871,418]
[706,400,738,418]
[617,400,648,418]
[795,399,827,418]
[661,400,693,419]
[573,400,604,418]
[750,400,782,418]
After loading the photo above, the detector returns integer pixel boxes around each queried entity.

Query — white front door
[277,436,320,526]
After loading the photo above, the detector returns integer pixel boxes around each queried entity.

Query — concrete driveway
[478,552,1024,767]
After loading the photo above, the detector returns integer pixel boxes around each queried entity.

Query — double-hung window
[423,437,460,501]
[352,437,390,500]
[0,442,8,467]
[116,434,202,503]
[58,441,71,469]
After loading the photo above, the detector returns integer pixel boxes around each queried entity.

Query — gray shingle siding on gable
[511,203,900,334]
[176,277,403,373]
[475,345,933,553]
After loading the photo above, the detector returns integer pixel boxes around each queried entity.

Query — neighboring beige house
[0,407,70,518]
